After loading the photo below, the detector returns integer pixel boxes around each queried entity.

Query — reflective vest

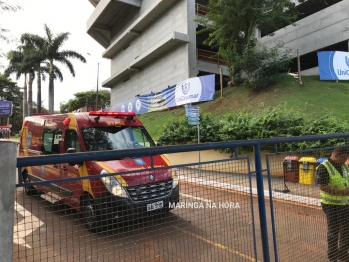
[319,160,349,205]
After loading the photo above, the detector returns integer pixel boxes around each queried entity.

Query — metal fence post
[254,143,270,262]
[0,141,18,262]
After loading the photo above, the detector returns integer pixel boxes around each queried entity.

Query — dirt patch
[247,89,262,98]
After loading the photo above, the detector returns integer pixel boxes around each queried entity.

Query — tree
[5,48,35,117]
[236,41,293,89]
[6,47,64,117]
[32,101,48,114]
[196,0,304,87]
[60,90,110,113]
[26,24,86,113]
[20,34,47,113]
[0,0,21,68]
[0,74,22,131]
[18,34,65,113]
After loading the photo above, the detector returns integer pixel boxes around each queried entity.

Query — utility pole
[220,68,223,98]
[96,63,99,110]
[297,49,302,85]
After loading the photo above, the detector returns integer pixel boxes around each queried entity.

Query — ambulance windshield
[81,126,155,152]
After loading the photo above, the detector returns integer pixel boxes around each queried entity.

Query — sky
[0,0,110,110]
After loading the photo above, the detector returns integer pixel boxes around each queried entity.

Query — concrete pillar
[0,141,18,262]
[188,0,199,78]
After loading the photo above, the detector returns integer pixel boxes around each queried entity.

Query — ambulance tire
[23,173,37,196]
[82,196,102,233]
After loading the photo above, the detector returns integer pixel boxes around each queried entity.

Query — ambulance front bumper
[95,185,179,223]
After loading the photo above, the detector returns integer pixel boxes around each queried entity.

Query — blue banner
[104,75,215,114]
[0,101,12,116]
[317,51,349,80]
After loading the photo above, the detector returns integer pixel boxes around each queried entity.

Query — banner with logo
[317,51,349,80]
[105,74,215,114]
[0,101,12,116]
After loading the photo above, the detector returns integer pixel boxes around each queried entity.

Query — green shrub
[197,114,221,143]
[159,105,349,155]
[159,114,221,145]
[159,117,195,145]
[237,42,292,89]
[217,106,306,155]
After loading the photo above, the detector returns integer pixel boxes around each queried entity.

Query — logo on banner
[107,75,215,112]
[345,56,349,68]
[182,82,190,95]
[135,99,142,112]
[128,102,133,112]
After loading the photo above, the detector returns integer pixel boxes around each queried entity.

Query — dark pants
[322,203,349,261]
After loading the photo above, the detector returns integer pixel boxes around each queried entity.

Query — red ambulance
[18,111,179,232]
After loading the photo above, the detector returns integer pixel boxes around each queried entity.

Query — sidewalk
[177,167,321,206]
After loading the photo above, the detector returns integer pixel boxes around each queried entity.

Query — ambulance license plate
[147,201,163,211]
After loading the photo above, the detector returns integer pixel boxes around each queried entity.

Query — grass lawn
[139,75,349,140]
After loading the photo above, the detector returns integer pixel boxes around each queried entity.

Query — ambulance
[18,111,179,232]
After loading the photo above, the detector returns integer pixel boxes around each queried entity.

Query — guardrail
[195,3,208,16]
[197,48,226,66]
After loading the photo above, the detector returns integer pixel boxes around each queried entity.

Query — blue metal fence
[14,133,349,261]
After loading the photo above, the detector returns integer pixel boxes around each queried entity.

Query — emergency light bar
[89,111,136,117]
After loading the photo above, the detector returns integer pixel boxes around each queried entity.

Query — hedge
[159,105,349,156]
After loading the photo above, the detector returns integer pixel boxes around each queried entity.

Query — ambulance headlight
[100,169,128,198]
[173,169,179,188]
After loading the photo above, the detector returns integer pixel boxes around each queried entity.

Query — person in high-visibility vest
[317,146,349,262]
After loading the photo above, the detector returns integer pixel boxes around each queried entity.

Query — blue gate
[11,133,349,261]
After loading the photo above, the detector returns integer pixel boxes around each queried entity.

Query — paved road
[13,179,326,262]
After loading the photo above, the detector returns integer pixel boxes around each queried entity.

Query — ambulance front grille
[126,179,173,201]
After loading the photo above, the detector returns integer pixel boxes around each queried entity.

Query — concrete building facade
[87,0,348,105]
[86,0,228,106]
[259,0,348,75]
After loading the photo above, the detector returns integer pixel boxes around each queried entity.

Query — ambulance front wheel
[23,172,37,196]
[82,196,102,233]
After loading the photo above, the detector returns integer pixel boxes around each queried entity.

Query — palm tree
[11,35,64,114]
[20,33,47,113]
[27,67,35,116]
[41,61,64,89]
[29,61,63,113]
[5,49,35,117]
[27,24,86,113]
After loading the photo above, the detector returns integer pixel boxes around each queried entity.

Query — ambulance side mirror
[156,142,162,146]
[67,148,76,153]
[66,148,83,166]
[66,148,76,153]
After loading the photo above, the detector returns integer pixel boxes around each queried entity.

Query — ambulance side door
[60,129,84,208]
